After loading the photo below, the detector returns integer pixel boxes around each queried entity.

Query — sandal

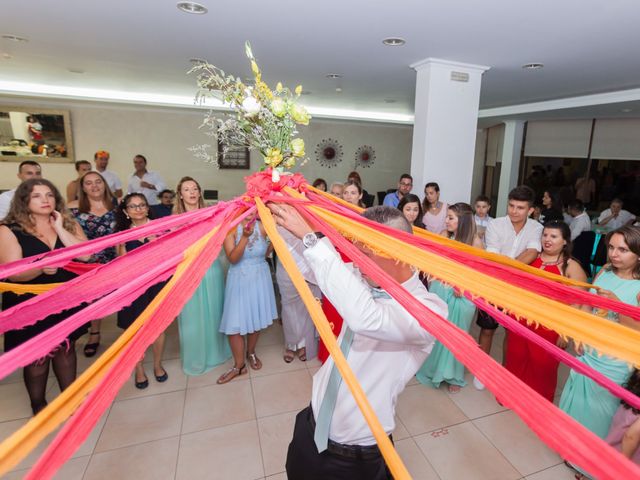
[247,352,262,370]
[283,349,295,363]
[447,384,461,394]
[297,347,307,362]
[84,331,101,358]
[216,364,247,384]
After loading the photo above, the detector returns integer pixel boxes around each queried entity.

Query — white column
[495,120,525,216]
[410,58,489,204]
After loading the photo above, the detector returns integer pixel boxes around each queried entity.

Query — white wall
[0,96,413,201]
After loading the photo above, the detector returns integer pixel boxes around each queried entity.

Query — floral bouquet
[190,42,310,181]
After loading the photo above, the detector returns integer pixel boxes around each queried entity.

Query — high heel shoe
[84,331,101,358]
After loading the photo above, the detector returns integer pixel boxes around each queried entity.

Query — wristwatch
[302,232,324,249]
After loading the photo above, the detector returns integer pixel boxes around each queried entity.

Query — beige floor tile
[395,438,440,480]
[446,372,507,419]
[0,366,23,385]
[525,463,577,480]
[257,410,297,476]
[84,436,179,480]
[474,410,561,476]
[307,366,321,377]
[259,323,285,346]
[392,415,411,441]
[116,358,187,401]
[396,384,467,436]
[304,356,322,369]
[266,473,287,480]
[249,343,308,378]
[185,358,238,389]
[252,370,312,418]
[95,390,184,452]
[0,381,38,422]
[414,421,521,480]
[4,455,91,480]
[182,378,255,434]
[176,420,264,480]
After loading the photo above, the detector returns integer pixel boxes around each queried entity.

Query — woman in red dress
[504,220,587,401]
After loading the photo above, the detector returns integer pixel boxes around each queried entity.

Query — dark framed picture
[217,141,250,169]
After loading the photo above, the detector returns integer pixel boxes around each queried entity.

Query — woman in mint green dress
[175,177,230,375]
[416,203,484,393]
[560,226,640,479]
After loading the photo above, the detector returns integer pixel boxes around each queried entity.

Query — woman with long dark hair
[69,171,117,357]
[540,189,564,224]
[422,182,447,233]
[505,221,587,401]
[115,193,167,389]
[397,194,424,228]
[0,179,89,414]
[561,225,640,478]
[417,203,482,393]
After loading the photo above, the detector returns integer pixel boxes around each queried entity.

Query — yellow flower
[283,157,296,168]
[290,103,310,125]
[251,60,260,77]
[291,138,305,157]
[245,41,254,60]
[295,85,303,96]
[276,82,283,93]
[255,80,273,101]
[270,98,287,117]
[265,148,283,167]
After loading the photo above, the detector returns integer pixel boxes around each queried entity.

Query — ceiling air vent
[450,71,469,82]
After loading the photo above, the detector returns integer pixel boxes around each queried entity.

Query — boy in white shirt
[473,195,493,244]
[568,200,592,240]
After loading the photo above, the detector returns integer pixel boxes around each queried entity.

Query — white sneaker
[473,377,485,391]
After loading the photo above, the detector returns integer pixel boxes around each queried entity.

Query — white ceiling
[2,0,640,122]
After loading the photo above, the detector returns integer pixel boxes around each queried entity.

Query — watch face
[303,232,318,248]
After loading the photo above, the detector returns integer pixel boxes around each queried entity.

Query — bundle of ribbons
[0,170,639,479]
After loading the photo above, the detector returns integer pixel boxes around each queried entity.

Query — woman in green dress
[560,226,640,479]
[416,203,484,393]
[175,176,230,375]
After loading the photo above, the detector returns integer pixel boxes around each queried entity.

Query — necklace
[540,254,562,266]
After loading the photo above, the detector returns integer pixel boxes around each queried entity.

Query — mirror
[0,107,74,163]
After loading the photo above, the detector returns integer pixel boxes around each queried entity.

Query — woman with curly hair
[0,178,89,414]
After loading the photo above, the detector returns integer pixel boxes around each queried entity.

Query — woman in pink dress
[421,182,447,233]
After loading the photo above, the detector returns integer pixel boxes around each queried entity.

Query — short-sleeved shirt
[382,191,400,208]
[598,208,636,230]
[485,216,543,259]
[98,169,123,195]
[0,189,16,220]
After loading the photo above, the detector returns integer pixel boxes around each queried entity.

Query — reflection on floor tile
[396,384,468,436]
[474,410,561,476]
[176,421,263,480]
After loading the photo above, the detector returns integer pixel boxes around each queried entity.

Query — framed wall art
[0,107,74,163]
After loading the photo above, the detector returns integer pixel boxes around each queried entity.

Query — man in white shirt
[0,160,42,220]
[568,200,592,240]
[475,185,542,390]
[270,204,447,480]
[598,198,636,230]
[127,154,166,206]
[93,150,123,198]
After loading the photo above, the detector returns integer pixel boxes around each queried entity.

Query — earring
[125,213,130,219]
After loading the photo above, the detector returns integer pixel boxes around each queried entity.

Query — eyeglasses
[399,182,413,187]
[126,203,148,210]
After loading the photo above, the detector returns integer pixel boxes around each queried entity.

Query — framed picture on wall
[217,141,250,169]
[0,107,74,163]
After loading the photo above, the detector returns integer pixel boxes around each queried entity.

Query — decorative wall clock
[315,138,343,168]
[354,145,376,168]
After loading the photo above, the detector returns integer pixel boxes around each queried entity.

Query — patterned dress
[70,208,117,264]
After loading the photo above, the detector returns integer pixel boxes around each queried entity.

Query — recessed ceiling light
[621,108,633,113]
[67,68,85,74]
[384,99,396,104]
[335,87,343,93]
[382,37,406,46]
[522,63,544,70]
[176,2,208,14]
[326,73,343,79]
[1,34,29,43]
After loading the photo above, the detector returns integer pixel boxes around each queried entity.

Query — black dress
[2,224,87,352]
[116,238,166,330]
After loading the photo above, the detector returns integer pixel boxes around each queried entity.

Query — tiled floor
[0,317,579,479]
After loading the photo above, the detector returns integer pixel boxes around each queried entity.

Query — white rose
[242,96,261,115]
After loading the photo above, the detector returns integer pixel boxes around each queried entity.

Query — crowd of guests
[1,160,639,476]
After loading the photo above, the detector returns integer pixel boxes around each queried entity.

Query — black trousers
[285,406,392,480]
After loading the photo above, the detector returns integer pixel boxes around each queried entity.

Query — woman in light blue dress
[416,203,484,393]
[175,177,230,375]
[217,214,277,384]
[560,226,640,479]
